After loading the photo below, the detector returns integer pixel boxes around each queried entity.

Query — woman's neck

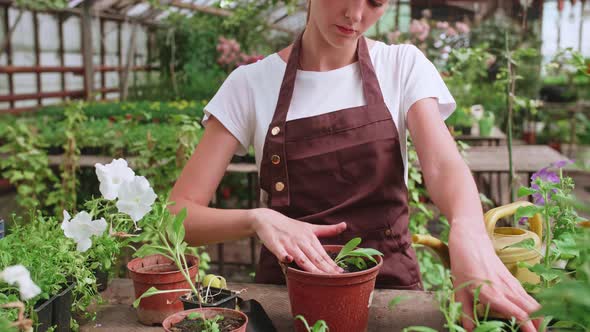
[298,23,358,72]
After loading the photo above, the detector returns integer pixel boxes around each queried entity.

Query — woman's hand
[449,226,541,332]
[250,208,346,274]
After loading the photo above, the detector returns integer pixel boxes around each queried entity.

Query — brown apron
[255,33,423,290]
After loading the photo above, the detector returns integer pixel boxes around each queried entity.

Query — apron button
[275,182,285,192]
[384,229,392,236]
[271,126,281,136]
[271,155,281,165]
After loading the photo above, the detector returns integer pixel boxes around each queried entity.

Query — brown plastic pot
[162,307,248,332]
[127,254,199,325]
[285,245,383,332]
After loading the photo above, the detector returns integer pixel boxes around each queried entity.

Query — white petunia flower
[95,159,135,200]
[116,176,157,225]
[62,210,108,252]
[0,265,41,300]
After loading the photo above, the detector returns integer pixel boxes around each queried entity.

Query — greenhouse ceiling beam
[0,65,157,74]
[169,0,295,34]
[0,0,162,26]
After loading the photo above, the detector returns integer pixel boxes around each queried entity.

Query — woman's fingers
[478,289,536,332]
[289,245,323,274]
[307,237,343,273]
[266,241,293,264]
[502,275,540,312]
[455,289,475,332]
[310,222,347,238]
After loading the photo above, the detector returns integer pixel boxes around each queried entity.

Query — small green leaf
[335,237,361,262]
[132,287,191,308]
[173,208,187,245]
[388,295,408,310]
[295,315,312,332]
[473,321,506,332]
[517,186,537,197]
[501,238,536,251]
[134,244,171,259]
[311,319,329,332]
[187,312,202,320]
[402,327,438,332]
[514,205,541,221]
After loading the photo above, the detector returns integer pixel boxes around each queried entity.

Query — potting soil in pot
[170,315,246,332]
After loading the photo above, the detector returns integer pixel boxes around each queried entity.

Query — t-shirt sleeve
[401,45,456,121]
[201,66,253,156]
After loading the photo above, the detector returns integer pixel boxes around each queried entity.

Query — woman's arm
[169,115,257,245]
[407,98,540,332]
[169,116,344,273]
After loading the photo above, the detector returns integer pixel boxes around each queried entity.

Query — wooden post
[81,0,94,101]
[3,5,14,110]
[58,14,65,99]
[579,0,586,52]
[100,17,106,99]
[33,11,41,106]
[120,22,137,101]
[117,21,122,99]
[394,0,400,32]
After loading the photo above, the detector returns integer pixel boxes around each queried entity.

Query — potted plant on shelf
[285,237,383,332]
[478,111,495,137]
[446,107,474,135]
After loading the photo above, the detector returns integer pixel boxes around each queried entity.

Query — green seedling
[334,237,383,270]
[186,312,223,332]
[295,315,329,332]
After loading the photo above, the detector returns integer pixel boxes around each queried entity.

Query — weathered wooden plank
[80,278,445,332]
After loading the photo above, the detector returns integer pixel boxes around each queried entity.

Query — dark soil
[289,252,376,273]
[170,315,245,332]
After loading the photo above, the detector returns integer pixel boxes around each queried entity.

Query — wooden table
[80,278,445,332]
[463,145,580,204]
[454,126,506,146]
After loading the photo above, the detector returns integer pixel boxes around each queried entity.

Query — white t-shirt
[202,41,456,185]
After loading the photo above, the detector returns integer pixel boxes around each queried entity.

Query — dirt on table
[170,315,246,332]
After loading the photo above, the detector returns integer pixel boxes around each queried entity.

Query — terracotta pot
[127,254,199,325]
[162,307,248,332]
[549,141,562,152]
[522,131,536,144]
[285,245,383,332]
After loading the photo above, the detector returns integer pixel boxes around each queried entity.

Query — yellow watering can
[413,201,543,285]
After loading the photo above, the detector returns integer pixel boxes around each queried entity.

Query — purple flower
[551,159,574,169]
[531,167,559,183]
[530,167,559,205]
[518,217,528,226]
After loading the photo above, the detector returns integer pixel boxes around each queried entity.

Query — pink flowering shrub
[386,17,471,70]
[216,36,264,71]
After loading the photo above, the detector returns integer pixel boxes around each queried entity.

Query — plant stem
[543,191,551,289]
[505,32,517,218]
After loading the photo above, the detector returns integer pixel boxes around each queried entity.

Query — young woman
[170,1,540,330]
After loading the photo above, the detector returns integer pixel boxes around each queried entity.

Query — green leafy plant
[131,200,208,307]
[186,312,224,332]
[401,268,525,332]
[0,213,101,323]
[534,228,590,331]
[333,238,383,271]
[0,122,59,213]
[295,315,329,332]
[515,160,584,288]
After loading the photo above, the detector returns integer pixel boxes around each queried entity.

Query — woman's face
[308,0,388,48]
